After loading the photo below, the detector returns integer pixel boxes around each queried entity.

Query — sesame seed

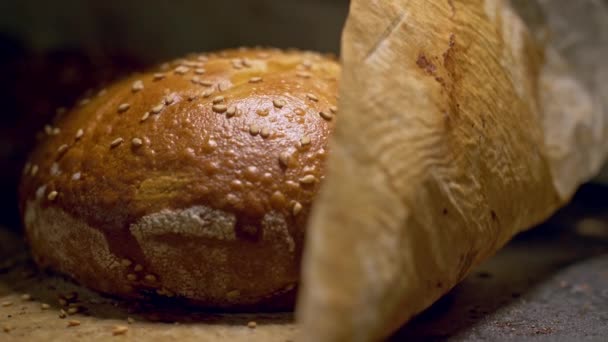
[132,80,144,92]
[174,66,190,75]
[226,290,240,299]
[126,274,137,281]
[200,80,214,87]
[134,264,143,272]
[67,307,79,314]
[59,309,67,318]
[191,76,201,84]
[21,294,32,301]
[212,96,225,104]
[302,60,313,69]
[273,99,286,108]
[131,138,143,147]
[247,321,257,329]
[47,191,58,201]
[249,124,261,136]
[249,77,263,83]
[260,127,271,138]
[218,82,231,92]
[242,59,253,67]
[98,89,107,97]
[194,68,206,75]
[226,106,237,118]
[41,303,51,310]
[144,274,157,282]
[1,301,12,307]
[296,71,312,78]
[31,165,39,176]
[153,73,165,81]
[212,104,228,113]
[57,144,69,155]
[140,112,150,122]
[79,98,91,106]
[258,52,270,59]
[293,202,303,216]
[44,125,53,135]
[187,93,198,101]
[110,138,124,148]
[72,172,81,181]
[202,89,215,98]
[279,152,292,167]
[330,106,338,113]
[300,136,311,146]
[151,104,165,114]
[256,109,269,117]
[197,56,209,62]
[319,111,333,121]
[58,298,68,306]
[67,320,81,327]
[23,163,31,175]
[306,93,319,102]
[75,129,84,140]
[117,103,130,113]
[165,94,176,105]
[120,259,132,267]
[127,317,135,324]
[52,127,61,135]
[294,108,306,116]
[112,326,129,336]
[299,175,317,184]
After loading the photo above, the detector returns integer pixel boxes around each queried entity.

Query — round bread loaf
[19,48,340,310]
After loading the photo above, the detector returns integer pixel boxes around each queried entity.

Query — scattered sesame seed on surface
[140,112,150,122]
[247,321,257,329]
[30,165,39,176]
[41,303,51,310]
[117,103,130,113]
[203,89,215,98]
[144,274,157,282]
[249,77,263,83]
[153,73,166,81]
[200,80,214,87]
[212,96,225,104]
[126,274,137,281]
[293,202,303,216]
[112,325,129,336]
[75,129,84,140]
[213,104,228,113]
[151,104,165,114]
[47,191,58,201]
[131,138,144,147]
[67,320,81,327]
[226,106,237,118]
[300,136,311,146]
[195,68,206,75]
[57,144,69,155]
[174,66,190,74]
[273,99,286,108]
[134,265,143,272]
[330,106,338,113]
[132,80,144,92]
[21,294,31,301]
[306,93,319,102]
[299,175,317,184]
[1,301,12,307]
[110,138,124,148]
[249,124,261,136]
[296,72,312,78]
[319,111,333,121]
[72,172,81,181]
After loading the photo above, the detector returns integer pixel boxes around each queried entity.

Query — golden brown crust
[19,48,340,309]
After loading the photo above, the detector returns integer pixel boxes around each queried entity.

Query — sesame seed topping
[132,80,144,92]
[47,191,58,201]
[191,76,201,84]
[72,172,81,181]
[140,112,150,122]
[260,127,271,138]
[319,111,333,121]
[256,109,269,117]
[31,165,39,176]
[249,77,263,83]
[197,56,209,62]
[67,320,81,327]
[151,104,165,114]
[41,303,51,310]
[279,152,292,167]
[165,94,177,105]
[247,321,257,329]
[293,202,303,216]
[75,129,84,140]
[21,294,32,301]
[202,89,215,98]
[306,93,319,102]
[44,125,53,135]
[117,103,131,113]
[242,59,253,67]
[134,264,143,272]
[194,68,206,75]
[226,106,237,118]
[174,66,190,75]
[218,82,231,92]
[67,307,79,314]
[131,138,144,147]
[110,138,124,148]
[126,274,137,281]
[144,274,157,282]
[300,135,311,146]
[2,301,12,307]
[330,106,338,113]
[302,60,313,69]
[212,96,225,104]
[187,93,198,101]
[127,317,135,324]
[153,73,166,81]
[273,99,286,108]
[299,175,317,184]
[294,108,306,116]
[258,52,270,59]
[212,104,228,113]
[112,326,129,336]
[79,98,90,106]
[296,71,312,78]
[52,127,61,135]
[200,80,214,87]
[249,124,261,136]
[120,259,132,267]
[57,144,69,155]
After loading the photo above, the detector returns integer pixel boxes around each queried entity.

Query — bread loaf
[19,48,339,310]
